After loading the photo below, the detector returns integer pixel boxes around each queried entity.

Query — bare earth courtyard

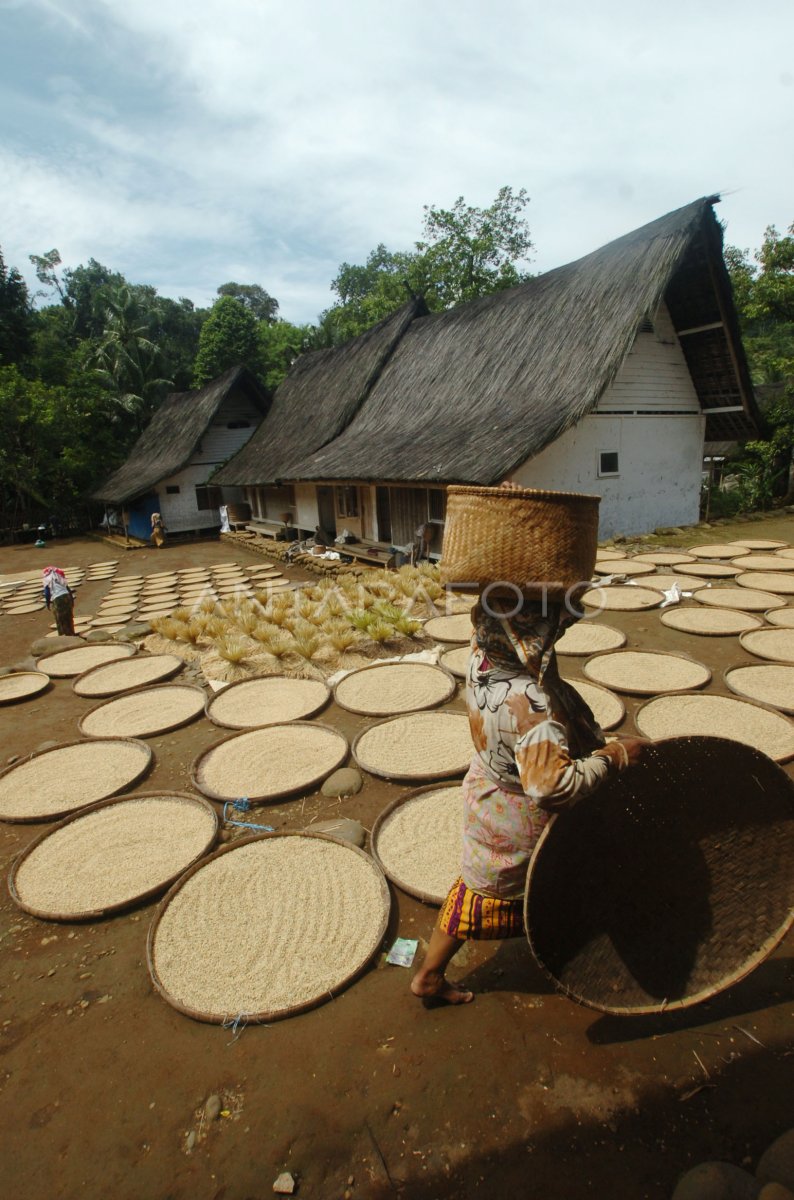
[0,520,792,1200]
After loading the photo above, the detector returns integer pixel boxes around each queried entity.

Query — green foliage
[0,249,34,366]
[91,285,172,430]
[192,295,259,386]
[217,282,278,323]
[256,319,314,392]
[319,186,534,343]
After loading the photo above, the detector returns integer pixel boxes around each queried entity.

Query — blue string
[222,1012,250,1042]
[222,800,275,834]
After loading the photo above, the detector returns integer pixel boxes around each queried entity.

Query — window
[165,485,180,495]
[598,451,620,477]
[195,484,223,511]
[335,486,359,518]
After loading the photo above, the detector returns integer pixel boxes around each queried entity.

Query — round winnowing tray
[775,548,794,562]
[739,627,794,664]
[0,738,153,823]
[9,792,218,921]
[695,587,785,613]
[334,662,456,716]
[660,607,764,636]
[78,684,207,738]
[635,693,794,762]
[147,571,178,582]
[594,549,625,561]
[138,606,178,620]
[205,676,330,729]
[93,613,135,627]
[98,598,140,611]
[0,672,51,705]
[725,665,794,715]
[649,572,709,591]
[192,722,349,803]
[592,560,655,576]
[632,552,697,566]
[37,643,136,677]
[766,607,794,629]
[564,679,625,730]
[147,832,390,1024]
[688,544,745,559]
[423,614,473,643]
[525,736,794,1015]
[141,589,180,601]
[73,654,184,698]
[353,712,472,782]
[583,650,711,696]
[580,586,664,612]
[371,783,464,904]
[736,571,794,596]
[732,539,788,551]
[5,602,46,614]
[440,646,470,678]
[555,623,627,656]
[730,555,794,572]
[675,562,741,579]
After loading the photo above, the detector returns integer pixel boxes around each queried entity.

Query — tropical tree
[0,247,34,366]
[217,282,279,323]
[91,285,172,429]
[192,295,259,385]
[256,319,314,392]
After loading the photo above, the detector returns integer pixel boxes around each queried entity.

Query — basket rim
[0,736,155,824]
[523,734,794,1015]
[7,790,219,922]
[191,720,350,803]
[370,780,464,906]
[146,830,391,1025]
[447,484,601,505]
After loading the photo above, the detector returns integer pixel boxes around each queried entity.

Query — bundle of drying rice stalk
[215,636,250,664]
[151,617,183,641]
[373,601,403,623]
[268,632,293,659]
[393,614,423,638]
[235,609,260,636]
[292,631,324,661]
[182,618,206,645]
[327,624,358,653]
[367,620,395,644]
[348,609,375,632]
[198,596,219,614]
[171,607,192,624]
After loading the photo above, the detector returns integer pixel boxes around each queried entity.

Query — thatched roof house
[215,197,760,541]
[94,366,267,540]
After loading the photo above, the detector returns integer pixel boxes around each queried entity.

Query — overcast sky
[1,0,792,325]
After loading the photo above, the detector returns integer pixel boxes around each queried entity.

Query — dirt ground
[0,523,792,1200]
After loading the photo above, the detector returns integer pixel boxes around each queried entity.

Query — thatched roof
[214,300,425,486]
[282,196,760,486]
[93,366,268,503]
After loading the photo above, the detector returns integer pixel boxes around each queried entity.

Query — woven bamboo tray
[580,586,664,612]
[564,679,625,731]
[0,737,154,823]
[694,587,785,612]
[660,608,764,637]
[73,654,184,698]
[730,555,794,572]
[633,552,697,565]
[766,607,794,628]
[192,722,349,803]
[38,642,136,677]
[146,832,391,1024]
[676,562,741,578]
[733,539,788,551]
[353,711,472,782]
[736,571,794,596]
[649,572,709,591]
[689,544,745,559]
[554,623,626,656]
[582,650,711,696]
[725,665,794,715]
[334,662,456,716]
[205,676,330,729]
[594,549,625,562]
[439,646,470,679]
[739,628,794,664]
[775,548,794,561]
[635,693,794,763]
[371,783,464,905]
[0,671,51,705]
[423,614,474,643]
[8,792,218,921]
[593,560,655,577]
[78,684,207,739]
[524,736,794,1015]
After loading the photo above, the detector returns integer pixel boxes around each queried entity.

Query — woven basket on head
[440,485,599,601]
[525,736,794,1015]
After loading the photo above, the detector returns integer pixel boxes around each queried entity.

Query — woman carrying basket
[411,483,649,1006]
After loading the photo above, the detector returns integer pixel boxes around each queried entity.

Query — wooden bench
[246,518,288,540]
[339,539,396,567]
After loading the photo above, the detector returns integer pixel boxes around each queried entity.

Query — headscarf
[42,566,69,599]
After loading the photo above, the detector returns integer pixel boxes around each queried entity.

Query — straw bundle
[583,650,710,696]
[0,738,153,822]
[725,665,794,714]
[192,722,349,802]
[73,654,184,698]
[739,628,794,664]
[148,833,390,1023]
[205,676,330,728]
[635,694,794,762]
[353,712,472,781]
[79,685,207,738]
[660,608,763,636]
[38,643,136,677]
[10,793,217,919]
[372,784,464,904]
[335,662,455,716]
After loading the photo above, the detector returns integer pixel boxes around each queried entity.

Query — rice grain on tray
[695,587,785,612]
[355,712,472,780]
[74,654,184,697]
[335,663,454,715]
[37,643,136,677]
[583,650,710,695]
[726,665,794,714]
[580,586,663,611]
[423,614,474,643]
[13,796,216,916]
[555,623,626,655]
[565,679,624,730]
[0,739,152,821]
[375,786,463,902]
[80,685,206,738]
[636,694,794,762]
[206,676,329,728]
[740,628,794,664]
[151,836,389,1019]
[195,724,348,801]
[660,608,764,636]
[0,672,50,703]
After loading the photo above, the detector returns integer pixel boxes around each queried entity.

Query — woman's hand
[618,737,653,767]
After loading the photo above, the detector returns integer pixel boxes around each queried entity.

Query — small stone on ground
[321,767,363,797]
